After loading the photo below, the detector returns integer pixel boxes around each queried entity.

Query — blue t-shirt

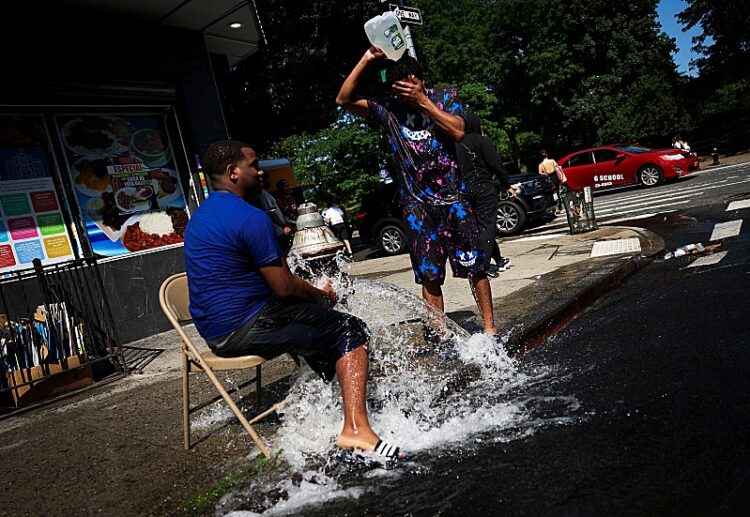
[184,191,283,339]
[368,87,465,206]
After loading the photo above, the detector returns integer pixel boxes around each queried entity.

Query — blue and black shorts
[208,299,370,382]
[402,199,488,285]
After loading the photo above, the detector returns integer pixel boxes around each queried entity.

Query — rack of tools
[0,257,126,411]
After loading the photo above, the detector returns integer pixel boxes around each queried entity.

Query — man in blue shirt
[184,140,407,460]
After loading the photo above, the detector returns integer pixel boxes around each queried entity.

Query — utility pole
[398,0,417,60]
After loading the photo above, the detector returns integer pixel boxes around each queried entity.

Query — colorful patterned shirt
[368,87,465,206]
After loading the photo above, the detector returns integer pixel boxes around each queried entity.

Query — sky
[656,0,705,76]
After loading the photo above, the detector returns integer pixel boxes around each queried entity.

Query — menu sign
[0,146,75,273]
[56,114,188,257]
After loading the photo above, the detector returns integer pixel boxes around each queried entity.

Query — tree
[678,1,750,114]
[269,115,389,211]
[222,0,383,153]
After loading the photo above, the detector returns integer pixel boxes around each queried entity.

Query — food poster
[0,146,75,273]
[55,114,189,257]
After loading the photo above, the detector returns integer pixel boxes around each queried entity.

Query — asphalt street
[302,164,750,515]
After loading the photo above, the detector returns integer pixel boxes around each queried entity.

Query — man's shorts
[402,199,488,285]
[330,222,350,242]
[207,299,370,382]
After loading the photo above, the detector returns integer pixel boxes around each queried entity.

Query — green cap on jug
[364,11,407,61]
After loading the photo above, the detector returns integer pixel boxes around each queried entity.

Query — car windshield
[615,145,651,154]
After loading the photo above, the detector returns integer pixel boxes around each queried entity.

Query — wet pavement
[1,225,665,516]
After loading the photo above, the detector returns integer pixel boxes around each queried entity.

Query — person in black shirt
[456,114,515,278]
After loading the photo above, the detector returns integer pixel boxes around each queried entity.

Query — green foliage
[178,451,282,515]
[269,115,388,210]
[230,0,696,182]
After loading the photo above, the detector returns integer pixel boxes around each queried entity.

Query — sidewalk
[1,225,664,516]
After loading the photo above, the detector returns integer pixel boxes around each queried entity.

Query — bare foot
[337,431,411,459]
[337,429,380,452]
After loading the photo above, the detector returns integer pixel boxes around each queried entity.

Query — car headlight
[663,154,684,161]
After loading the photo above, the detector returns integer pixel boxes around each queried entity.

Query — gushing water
[209,251,581,515]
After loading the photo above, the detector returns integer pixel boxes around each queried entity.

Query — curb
[506,254,642,355]
[504,227,665,355]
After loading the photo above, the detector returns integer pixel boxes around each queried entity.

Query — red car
[557,145,700,190]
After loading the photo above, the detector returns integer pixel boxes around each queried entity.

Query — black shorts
[330,222,350,241]
[208,299,369,382]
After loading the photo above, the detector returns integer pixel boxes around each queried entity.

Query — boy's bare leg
[470,274,497,335]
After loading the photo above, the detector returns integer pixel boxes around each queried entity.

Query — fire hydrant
[711,147,720,166]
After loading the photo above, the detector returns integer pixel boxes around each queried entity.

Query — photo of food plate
[84,197,140,242]
[71,155,144,198]
[130,127,171,167]
[145,168,181,204]
[61,116,134,157]
[114,186,153,214]
[120,208,187,252]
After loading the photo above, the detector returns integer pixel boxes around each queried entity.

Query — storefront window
[55,113,188,258]
[0,116,76,273]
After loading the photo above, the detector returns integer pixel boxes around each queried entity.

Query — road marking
[687,251,728,268]
[727,199,750,211]
[710,220,743,241]
[595,196,694,214]
[600,211,676,225]
[590,238,641,257]
[510,233,568,242]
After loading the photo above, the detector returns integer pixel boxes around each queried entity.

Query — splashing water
[215,251,582,514]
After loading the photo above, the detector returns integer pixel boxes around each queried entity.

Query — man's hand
[507,187,517,198]
[364,46,385,62]
[393,75,428,108]
[283,226,292,235]
[315,278,338,308]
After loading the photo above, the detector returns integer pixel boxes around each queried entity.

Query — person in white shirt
[322,201,353,256]
[672,134,691,152]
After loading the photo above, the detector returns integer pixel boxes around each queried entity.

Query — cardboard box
[5,355,93,407]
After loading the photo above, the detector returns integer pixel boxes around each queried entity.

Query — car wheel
[496,200,527,235]
[638,164,663,187]
[378,223,406,255]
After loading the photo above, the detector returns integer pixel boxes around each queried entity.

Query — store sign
[56,114,189,258]
[0,146,75,273]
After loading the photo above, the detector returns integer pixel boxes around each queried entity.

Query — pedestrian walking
[337,47,498,341]
[538,149,566,214]
[322,199,353,257]
[184,140,409,459]
[456,114,514,278]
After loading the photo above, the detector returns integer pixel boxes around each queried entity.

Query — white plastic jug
[364,11,407,61]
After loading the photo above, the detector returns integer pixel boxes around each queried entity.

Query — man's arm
[481,138,511,189]
[392,77,465,141]
[259,258,336,307]
[336,47,384,117]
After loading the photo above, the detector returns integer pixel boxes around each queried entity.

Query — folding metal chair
[159,273,287,458]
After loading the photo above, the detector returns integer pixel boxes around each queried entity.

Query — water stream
[195,252,582,515]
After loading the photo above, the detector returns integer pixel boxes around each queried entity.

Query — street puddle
[205,253,582,514]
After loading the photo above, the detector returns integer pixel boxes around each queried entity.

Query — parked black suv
[356,173,557,255]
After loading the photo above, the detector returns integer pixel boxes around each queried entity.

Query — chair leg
[182,351,191,450]
[255,364,262,408]
[201,364,272,458]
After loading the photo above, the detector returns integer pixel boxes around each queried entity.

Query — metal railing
[0,257,126,412]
